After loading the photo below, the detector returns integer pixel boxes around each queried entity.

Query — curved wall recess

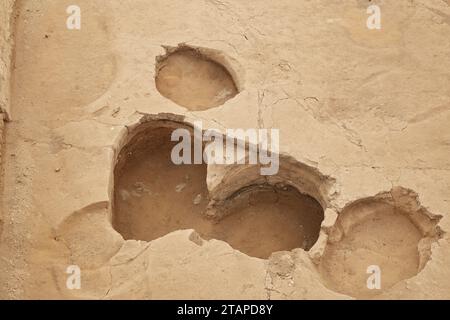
[155,45,240,111]
[319,188,443,299]
[112,116,326,259]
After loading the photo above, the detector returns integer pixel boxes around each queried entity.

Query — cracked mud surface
[1,0,450,300]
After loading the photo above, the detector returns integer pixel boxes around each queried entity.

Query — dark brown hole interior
[113,124,324,259]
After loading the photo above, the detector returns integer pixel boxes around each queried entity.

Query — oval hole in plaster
[319,198,442,299]
[155,47,239,111]
[206,184,324,259]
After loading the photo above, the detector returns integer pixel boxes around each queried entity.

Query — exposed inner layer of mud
[113,125,210,241]
[209,185,324,258]
[155,47,238,111]
[319,199,441,299]
[113,122,324,259]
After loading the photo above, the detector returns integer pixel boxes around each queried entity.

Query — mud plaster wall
[1,0,450,300]
[0,115,3,186]
[0,0,15,120]
[0,0,15,226]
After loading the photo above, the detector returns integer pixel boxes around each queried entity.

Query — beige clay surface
[0,0,450,299]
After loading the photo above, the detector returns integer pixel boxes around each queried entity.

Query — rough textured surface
[0,0,14,119]
[0,112,3,231]
[0,0,15,249]
[0,0,450,299]
[319,191,442,299]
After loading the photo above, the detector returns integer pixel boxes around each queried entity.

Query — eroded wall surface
[0,0,450,300]
[0,0,15,246]
[0,0,15,119]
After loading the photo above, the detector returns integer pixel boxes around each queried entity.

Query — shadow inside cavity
[155,47,238,111]
[113,125,324,259]
[319,200,439,299]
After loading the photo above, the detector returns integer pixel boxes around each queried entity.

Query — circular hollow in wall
[113,123,210,241]
[319,199,441,299]
[204,184,325,259]
[113,120,324,259]
[155,47,238,111]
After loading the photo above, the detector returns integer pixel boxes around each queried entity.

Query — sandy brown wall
[0,0,15,121]
[0,0,15,230]
[0,111,3,235]
[0,113,3,169]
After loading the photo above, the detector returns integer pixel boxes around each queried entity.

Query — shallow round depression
[113,121,324,259]
[207,184,325,259]
[155,47,238,111]
[319,199,441,299]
